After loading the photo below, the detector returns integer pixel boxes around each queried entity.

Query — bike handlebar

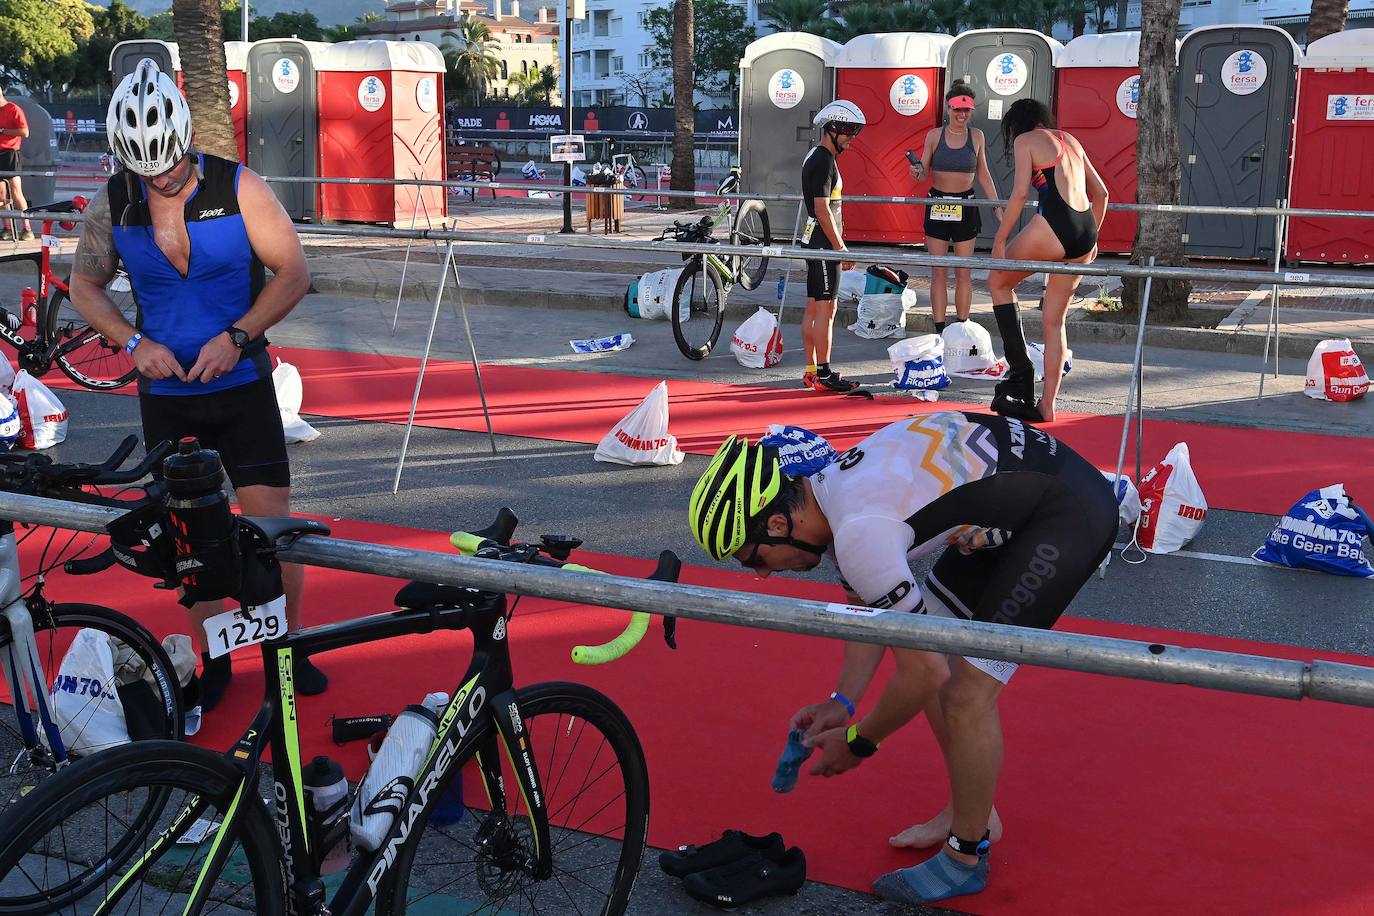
[0,435,172,494]
[450,508,681,664]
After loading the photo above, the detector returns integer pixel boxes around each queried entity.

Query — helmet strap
[754,513,827,558]
[146,153,196,197]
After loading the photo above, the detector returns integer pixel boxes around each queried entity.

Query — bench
[446,145,502,200]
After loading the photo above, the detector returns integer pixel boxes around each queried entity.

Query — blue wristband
[125,332,143,354]
[829,691,855,718]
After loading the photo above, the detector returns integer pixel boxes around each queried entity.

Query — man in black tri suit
[688,412,1117,904]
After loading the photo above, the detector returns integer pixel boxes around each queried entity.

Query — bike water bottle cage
[946,831,991,857]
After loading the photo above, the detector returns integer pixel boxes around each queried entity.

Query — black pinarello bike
[0,507,680,916]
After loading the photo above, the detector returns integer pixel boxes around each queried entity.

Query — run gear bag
[731,307,783,368]
[1304,339,1369,402]
[1102,470,1142,527]
[888,334,950,390]
[1253,484,1374,578]
[51,628,131,755]
[849,293,911,339]
[942,321,1000,377]
[1026,341,1073,381]
[837,268,866,304]
[594,380,684,466]
[625,268,686,322]
[864,265,908,295]
[0,394,20,451]
[12,370,68,449]
[761,424,836,477]
[273,359,321,444]
[1135,442,1207,554]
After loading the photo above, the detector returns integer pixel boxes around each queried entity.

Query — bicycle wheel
[627,167,647,202]
[375,681,650,916]
[0,603,183,907]
[0,740,281,916]
[729,199,771,292]
[670,258,726,361]
[46,273,139,390]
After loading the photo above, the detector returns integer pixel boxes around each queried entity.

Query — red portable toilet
[226,41,249,163]
[316,40,446,226]
[1055,33,1143,254]
[1287,31,1374,265]
[836,33,952,244]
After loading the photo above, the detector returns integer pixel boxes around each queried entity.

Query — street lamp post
[562,8,574,233]
[243,0,250,40]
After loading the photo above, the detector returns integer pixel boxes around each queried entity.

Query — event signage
[1327,94,1374,121]
[1221,49,1267,96]
[550,134,587,162]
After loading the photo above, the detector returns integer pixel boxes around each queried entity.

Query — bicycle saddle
[394,580,487,610]
[239,516,332,544]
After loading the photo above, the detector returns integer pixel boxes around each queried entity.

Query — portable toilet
[944,29,1063,246]
[835,33,952,244]
[738,32,842,234]
[1177,25,1300,259]
[226,41,249,163]
[1054,33,1145,254]
[9,97,55,206]
[314,41,446,226]
[247,39,330,221]
[1286,31,1374,265]
[110,40,182,88]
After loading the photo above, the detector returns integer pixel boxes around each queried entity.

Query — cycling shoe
[659,830,785,878]
[810,371,860,393]
[683,846,806,909]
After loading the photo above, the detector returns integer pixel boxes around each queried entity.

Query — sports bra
[929,128,977,174]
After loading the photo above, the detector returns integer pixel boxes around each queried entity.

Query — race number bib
[931,204,963,222]
[204,596,287,659]
[801,217,817,244]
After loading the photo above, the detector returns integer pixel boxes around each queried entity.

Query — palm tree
[1125,0,1191,321]
[821,1,936,42]
[441,19,502,107]
[758,0,827,32]
[508,64,559,106]
[670,0,695,209]
[171,0,237,160]
[1307,0,1348,43]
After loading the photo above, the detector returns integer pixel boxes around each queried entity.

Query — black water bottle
[163,437,241,605]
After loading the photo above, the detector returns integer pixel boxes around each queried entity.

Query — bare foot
[888,803,1003,849]
[1036,399,1056,423]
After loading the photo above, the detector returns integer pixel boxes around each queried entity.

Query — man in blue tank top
[69,59,326,711]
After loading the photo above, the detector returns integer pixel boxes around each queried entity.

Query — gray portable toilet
[110,40,181,86]
[944,29,1063,247]
[738,32,842,234]
[9,97,56,207]
[1177,25,1300,259]
[247,39,327,222]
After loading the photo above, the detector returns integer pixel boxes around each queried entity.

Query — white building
[569,0,764,108]
[1112,0,1374,44]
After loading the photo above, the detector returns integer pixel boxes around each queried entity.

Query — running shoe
[659,830,786,878]
[18,230,35,241]
[0,229,12,242]
[810,371,860,393]
[682,846,806,909]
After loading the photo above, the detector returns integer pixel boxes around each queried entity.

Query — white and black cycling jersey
[810,412,1069,615]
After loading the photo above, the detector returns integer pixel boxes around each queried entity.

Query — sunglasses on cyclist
[829,123,863,137]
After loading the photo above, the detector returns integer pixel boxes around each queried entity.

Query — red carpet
[15,515,1374,915]
[49,345,1372,517]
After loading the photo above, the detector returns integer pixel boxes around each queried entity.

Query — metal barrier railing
[6,169,1374,220]
[2,490,1371,708]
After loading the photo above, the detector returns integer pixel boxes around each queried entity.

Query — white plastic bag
[1304,338,1369,402]
[272,359,320,444]
[631,268,687,322]
[12,370,68,450]
[1134,442,1207,554]
[731,308,783,368]
[1026,342,1073,382]
[837,268,866,304]
[0,357,14,393]
[0,393,20,450]
[1102,470,1142,527]
[849,291,913,340]
[594,380,684,466]
[942,322,1000,377]
[51,628,131,755]
[888,335,950,390]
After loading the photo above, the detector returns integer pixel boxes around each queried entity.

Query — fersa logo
[998,54,1015,75]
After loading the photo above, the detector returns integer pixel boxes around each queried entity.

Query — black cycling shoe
[810,371,860,393]
[659,830,786,878]
[682,846,807,909]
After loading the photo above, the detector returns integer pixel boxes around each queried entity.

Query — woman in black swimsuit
[909,82,1002,333]
[988,99,1108,423]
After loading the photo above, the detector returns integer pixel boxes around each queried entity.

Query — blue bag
[761,425,837,478]
[1253,485,1374,578]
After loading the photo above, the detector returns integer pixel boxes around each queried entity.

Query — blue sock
[872,851,989,904]
[771,728,813,793]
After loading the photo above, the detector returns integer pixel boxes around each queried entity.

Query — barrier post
[446,246,497,456]
[775,200,805,329]
[389,179,427,334]
[1258,198,1288,398]
[1105,256,1155,575]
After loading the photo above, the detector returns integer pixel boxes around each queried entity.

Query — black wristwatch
[226,326,250,350]
[846,724,879,758]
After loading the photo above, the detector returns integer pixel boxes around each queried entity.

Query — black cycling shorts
[806,254,839,301]
[139,375,291,489]
[923,188,982,244]
[0,149,21,176]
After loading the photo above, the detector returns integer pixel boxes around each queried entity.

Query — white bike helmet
[813,100,866,136]
[107,59,193,177]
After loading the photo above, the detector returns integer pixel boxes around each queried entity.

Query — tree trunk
[669,0,696,210]
[1125,0,1191,321]
[1307,0,1349,44]
[1072,10,1086,37]
[172,0,237,161]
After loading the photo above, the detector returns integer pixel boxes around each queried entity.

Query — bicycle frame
[0,526,68,762]
[97,590,552,916]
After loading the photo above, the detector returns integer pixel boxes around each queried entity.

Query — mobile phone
[905,150,919,166]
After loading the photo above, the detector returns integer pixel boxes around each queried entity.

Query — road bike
[610,153,648,202]
[0,197,140,390]
[0,505,680,915]
[653,169,772,359]
[0,437,184,912]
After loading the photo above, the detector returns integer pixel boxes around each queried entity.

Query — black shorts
[0,149,20,175]
[805,250,839,301]
[923,188,982,244]
[139,375,291,489]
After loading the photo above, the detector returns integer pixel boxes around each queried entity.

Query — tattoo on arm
[73,190,118,283]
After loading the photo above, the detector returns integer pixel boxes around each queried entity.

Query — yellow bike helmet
[689,436,782,561]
